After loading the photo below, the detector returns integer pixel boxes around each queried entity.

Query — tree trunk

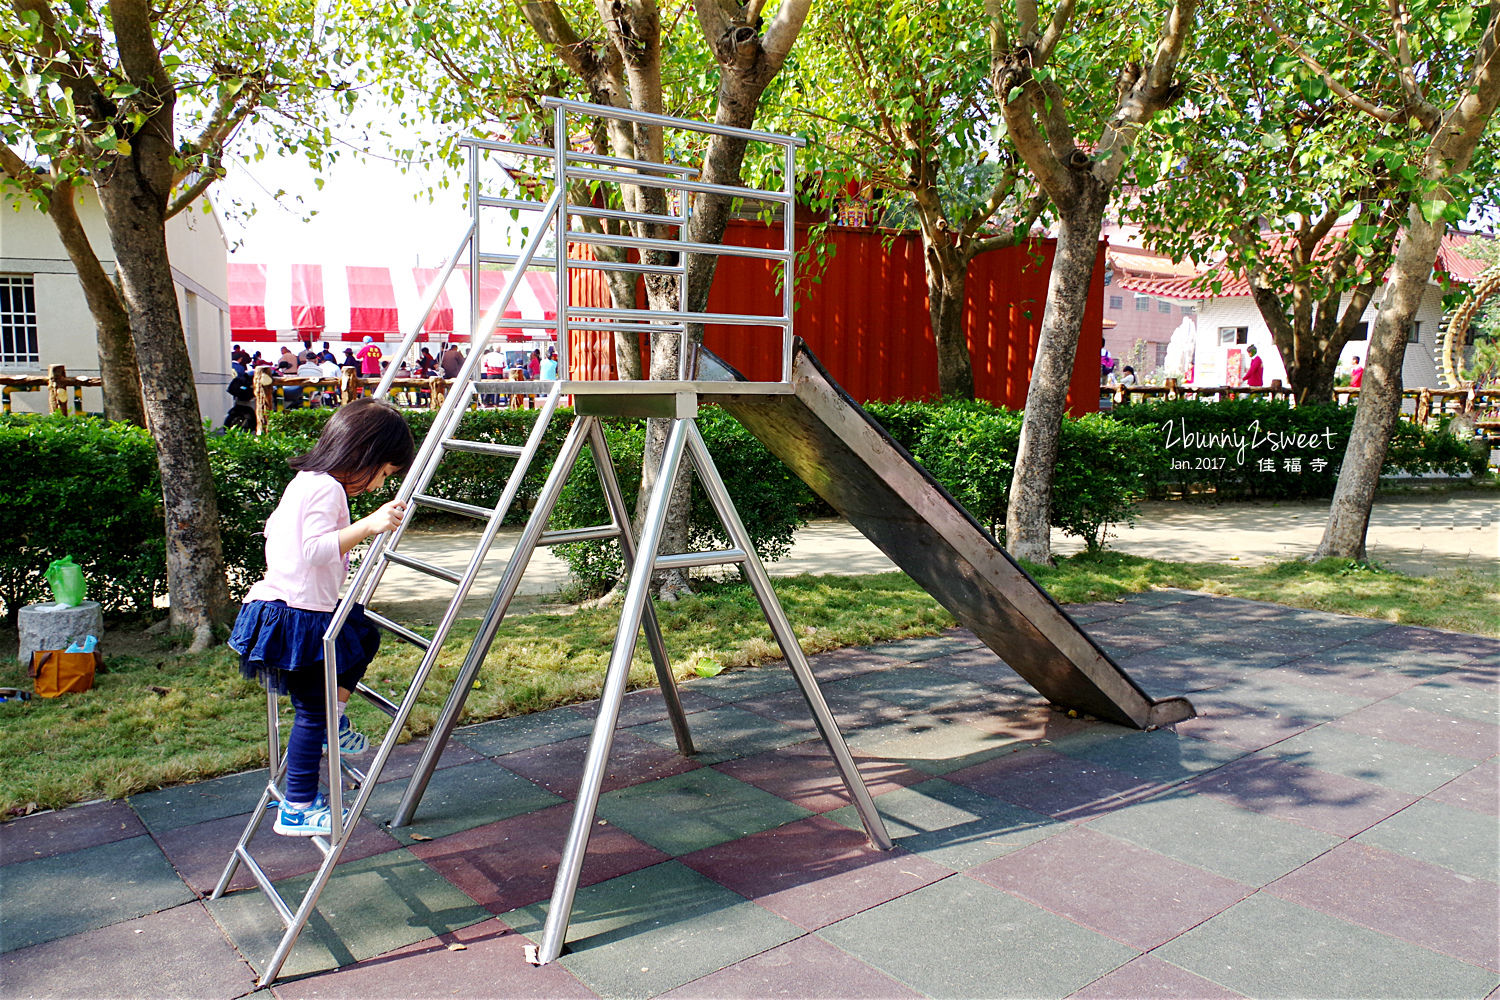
[1003,192,1105,564]
[924,241,974,399]
[1314,216,1443,561]
[95,170,232,647]
[46,184,146,425]
[603,268,644,380]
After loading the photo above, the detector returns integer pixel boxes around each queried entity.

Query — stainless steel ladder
[209,187,696,987]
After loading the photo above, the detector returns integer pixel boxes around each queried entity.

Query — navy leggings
[281,665,364,804]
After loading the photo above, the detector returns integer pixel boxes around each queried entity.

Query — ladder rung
[363,611,432,652]
[383,551,462,584]
[655,548,747,570]
[237,846,295,926]
[339,758,368,785]
[540,525,621,545]
[413,493,494,521]
[443,439,525,457]
[354,679,402,715]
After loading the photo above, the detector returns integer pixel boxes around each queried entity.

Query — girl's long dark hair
[290,399,415,494]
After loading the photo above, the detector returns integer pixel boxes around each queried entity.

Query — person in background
[279,346,297,368]
[297,353,326,407]
[1350,356,1364,388]
[277,357,305,410]
[481,343,506,407]
[1100,348,1116,384]
[527,348,542,380]
[1244,345,1264,387]
[418,347,437,374]
[540,346,559,381]
[320,342,336,364]
[440,343,463,379]
[1118,365,1137,387]
[355,336,383,378]
[341,348,359,370]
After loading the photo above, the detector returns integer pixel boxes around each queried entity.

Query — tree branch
[1254,8,1435,130]
[0,141,45,195]
[166,162,219,219]
[759,0,811,67]
[962,164,1020,238]
[1036,0,1077,64]
[1385,0,1428,113]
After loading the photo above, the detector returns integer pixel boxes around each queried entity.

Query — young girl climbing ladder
[229,399,415,837]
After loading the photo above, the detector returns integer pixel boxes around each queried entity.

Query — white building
[1115,233,1489,389]
[1,187,231,423]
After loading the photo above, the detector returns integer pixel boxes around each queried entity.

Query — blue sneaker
[273,793,349,837]
[324,714,369,754]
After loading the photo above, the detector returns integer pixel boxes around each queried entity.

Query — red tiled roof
[1115,228,1496,300]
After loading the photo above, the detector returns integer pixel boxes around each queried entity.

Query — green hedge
[863,400,1165,549]
[0,415,166,620]
[549,407,814,595]
[8,398,1475,620]
[1107,400,1484,499]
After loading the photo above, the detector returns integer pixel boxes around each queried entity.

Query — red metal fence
[571,221,1105,415]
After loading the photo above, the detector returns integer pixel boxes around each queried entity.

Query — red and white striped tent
[229,262,558,344]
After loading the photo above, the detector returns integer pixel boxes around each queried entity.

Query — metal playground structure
[209,98,1195,987]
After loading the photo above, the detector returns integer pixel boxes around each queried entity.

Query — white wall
[1,188,229,423]
[1187,286,1446,389]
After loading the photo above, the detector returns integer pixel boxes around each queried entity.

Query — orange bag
[29,650,98,697]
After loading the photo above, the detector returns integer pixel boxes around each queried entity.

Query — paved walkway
[374,493,1498,619]
[2,591,1496,999]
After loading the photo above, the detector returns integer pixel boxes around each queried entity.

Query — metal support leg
[393,415,595,827]
[529,420,691,966]
[683,422,891,850]
[210,687,285,900]
[586,419,694,756]
[392,416,692,828]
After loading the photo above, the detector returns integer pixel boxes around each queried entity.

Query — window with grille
[1135,295,1150,311]
[0,276,40,369]
[1158,300,1172,314]
[1109,295,1123,309]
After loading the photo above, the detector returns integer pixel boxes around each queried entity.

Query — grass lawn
[1,553,1494,818]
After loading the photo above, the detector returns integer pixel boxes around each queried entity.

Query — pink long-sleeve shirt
[244,471,350,612]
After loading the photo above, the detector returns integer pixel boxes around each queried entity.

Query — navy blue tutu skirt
[228,600,380,694]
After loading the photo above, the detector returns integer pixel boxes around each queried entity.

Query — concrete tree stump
[18,601,103,665]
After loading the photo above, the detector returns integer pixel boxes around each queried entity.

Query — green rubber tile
[819,876,1136,999]
[627,705,813,765]
[679,664,799,703]
[1265,726,1475,796]
[206,847,489,981]
[453,707,596,757]
[1085,791,1340,886]
[1155,893,1498,1000]
[826,778,1061,871]
[1061,727,1248,785]
[502,860,801,999]
[0,835,194,952]
[596,768,812,856]
[1394,677,1500,726]
[364,759,563,844]
[1356,798,1500,881]
[129,768,272,834]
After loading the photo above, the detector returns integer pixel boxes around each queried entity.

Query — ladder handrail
[371,220,477,400]
[330,186,566,649]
